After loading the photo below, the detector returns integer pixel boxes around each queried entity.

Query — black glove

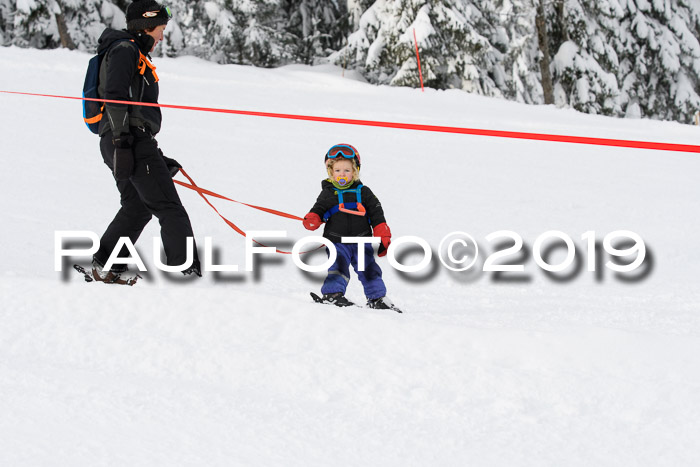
[112,133,133,149]
[113,147,134,181]
[159,149,182,177]
[111,133,134,181]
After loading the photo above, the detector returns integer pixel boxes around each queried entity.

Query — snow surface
[1,45,700,466]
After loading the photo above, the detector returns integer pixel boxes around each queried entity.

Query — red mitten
[303,212,322,231]
[374,222,391,257]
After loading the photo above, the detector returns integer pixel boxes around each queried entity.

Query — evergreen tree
[549,0,700,122]
[7,0,55,48]
[164,0,294,67]
[164,0,348,66]
[332,0,504,95]
[59,0,125,51]
[1,0,697,123]
[486,0,543,104]
[549,0,623,116]
[615,0,700,122]
[347,0,375,29]
[282,0,348,64]
[0,0,124,51]
[0,0,12,45]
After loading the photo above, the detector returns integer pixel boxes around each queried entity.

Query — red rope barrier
[2,89,699,153]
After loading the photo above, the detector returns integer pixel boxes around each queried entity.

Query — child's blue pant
[321,243,386,299]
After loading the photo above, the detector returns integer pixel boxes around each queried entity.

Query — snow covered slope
[1,46,699,466]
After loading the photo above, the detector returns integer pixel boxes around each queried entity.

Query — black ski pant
[95,128,198,270]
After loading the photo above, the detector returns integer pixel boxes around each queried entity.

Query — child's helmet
[325,143,361,169]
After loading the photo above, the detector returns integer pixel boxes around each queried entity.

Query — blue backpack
[82,39,132,134]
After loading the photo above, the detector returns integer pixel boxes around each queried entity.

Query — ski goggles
[143,5,172,21]
[326,144,361,167]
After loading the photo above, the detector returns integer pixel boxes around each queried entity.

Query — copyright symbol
[438,231,479,272]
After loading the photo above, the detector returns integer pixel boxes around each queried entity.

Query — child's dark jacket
[308,179,386,244]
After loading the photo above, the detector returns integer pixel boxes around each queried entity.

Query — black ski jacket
[96,28,162,138]
[308,179,387,244]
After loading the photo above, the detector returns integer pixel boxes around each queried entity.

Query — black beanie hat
[126,0,171,31]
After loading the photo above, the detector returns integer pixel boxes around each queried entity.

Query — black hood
[97,28,154,55]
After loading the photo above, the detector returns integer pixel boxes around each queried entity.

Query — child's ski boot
[311,292,355,307]
[367,296,402,313]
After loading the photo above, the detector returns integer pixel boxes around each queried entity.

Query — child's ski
[310,292,324,303]
[310,292,356,307]
[310,292,402,312]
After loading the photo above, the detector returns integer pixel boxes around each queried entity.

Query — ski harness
[322,184,369,222]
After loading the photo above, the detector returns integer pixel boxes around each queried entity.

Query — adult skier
[90,0,200,284]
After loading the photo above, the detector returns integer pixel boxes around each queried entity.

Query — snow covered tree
[0,0,124,51]
[535,0,553,103]
[163,0,348,66]
[163,0,295,67]
[347,0,375,29]
[57,0,125,51]
[331,0,505,95]
[6,0,55,48]
[1,0,698,123]
[549,0,623,116]
[614,0,700,122]
[549,0,700,122]
[0,0,12,45]
[485,0,543,104]
[54,2,76,50]
[282,0,348,64]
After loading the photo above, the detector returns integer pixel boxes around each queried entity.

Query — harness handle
[339,202,366,216]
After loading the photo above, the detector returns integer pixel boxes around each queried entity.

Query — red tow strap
[175,169,303,221]
[175,169,313,255]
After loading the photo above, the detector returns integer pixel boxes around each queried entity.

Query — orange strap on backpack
[137,52,159,82]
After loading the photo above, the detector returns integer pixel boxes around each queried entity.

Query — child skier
[303,144,401,312]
